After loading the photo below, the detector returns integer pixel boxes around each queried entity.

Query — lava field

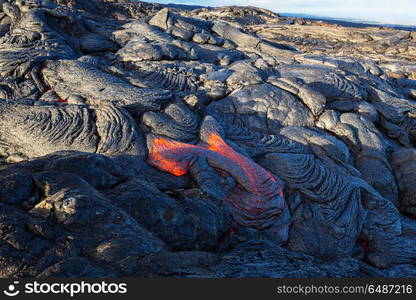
[0,0,416,278]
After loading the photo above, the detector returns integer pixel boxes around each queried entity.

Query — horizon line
[145,0,416,27]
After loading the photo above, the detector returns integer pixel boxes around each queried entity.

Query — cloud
[149,0,416,25]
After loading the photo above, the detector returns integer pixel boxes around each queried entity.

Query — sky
[147,0,416,26]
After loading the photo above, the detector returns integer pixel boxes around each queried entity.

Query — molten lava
[148,137,197,176]
[147,121,288,239]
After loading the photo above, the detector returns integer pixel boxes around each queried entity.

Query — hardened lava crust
[0,0,416,278]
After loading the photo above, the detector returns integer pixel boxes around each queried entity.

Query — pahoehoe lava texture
[0,0,416,278]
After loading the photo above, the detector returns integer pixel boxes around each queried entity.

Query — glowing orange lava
[149,137,194,176]
[206,132,283,200]
[147,130,288,237]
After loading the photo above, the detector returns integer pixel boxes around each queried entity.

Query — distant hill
[280,13,416,31]
[153,2,416,31]
[160,2,209,10]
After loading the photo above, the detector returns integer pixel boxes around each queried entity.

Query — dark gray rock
[211,21,297,58]
[318,111,399,206]
[122,62,198,93]
[42,59,172,110]
[143,100,200,142]
[274,64,367,102]
[207,83,315,133]
[392,148,416,216]
[0,102,147,160]
[0,163,165,277]
[104,177,197,250]
[133,251,219,277]
[259,152,367,260]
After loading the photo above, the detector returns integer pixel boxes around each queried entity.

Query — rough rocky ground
[0,0,416,278]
